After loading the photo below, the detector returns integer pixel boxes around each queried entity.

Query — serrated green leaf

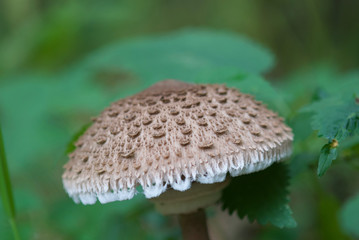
[317,144,338,176]
[340,192,359,238]
[304,96,359,141]
[74,29,274,88]
[221,163,296,228]
[279,65,359,108]
[303,95,359,176]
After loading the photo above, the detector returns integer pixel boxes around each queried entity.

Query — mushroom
[62,80,293,240]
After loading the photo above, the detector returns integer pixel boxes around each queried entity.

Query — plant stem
[9,218,21,240]
[0,125,20,240]
[178,209,210,240]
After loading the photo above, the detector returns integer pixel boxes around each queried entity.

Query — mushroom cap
[62,80,293,205]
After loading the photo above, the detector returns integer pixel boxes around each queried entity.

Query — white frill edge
[63,140,292,205]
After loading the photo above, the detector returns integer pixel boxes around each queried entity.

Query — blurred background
[1,0,359,239]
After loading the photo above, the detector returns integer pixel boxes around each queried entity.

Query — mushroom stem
[178,209,210,240]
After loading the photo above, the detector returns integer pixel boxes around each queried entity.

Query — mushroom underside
[63,141,291,205]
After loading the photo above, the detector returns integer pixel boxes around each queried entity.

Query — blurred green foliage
[1,1,359,240]
[340,192,359,238]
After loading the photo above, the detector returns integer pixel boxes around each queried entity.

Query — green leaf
[221,163,296,228]
[279,65,359,108]
[304,96,359,141]
[317,143,338,176]
[75,28,274,87]
[303,95,359,176]
[340,192,359,238]
[0,124,20,240]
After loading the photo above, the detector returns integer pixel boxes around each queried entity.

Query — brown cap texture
[62,80,293,204]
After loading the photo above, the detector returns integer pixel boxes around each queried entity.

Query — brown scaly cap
[62,80,293,204]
